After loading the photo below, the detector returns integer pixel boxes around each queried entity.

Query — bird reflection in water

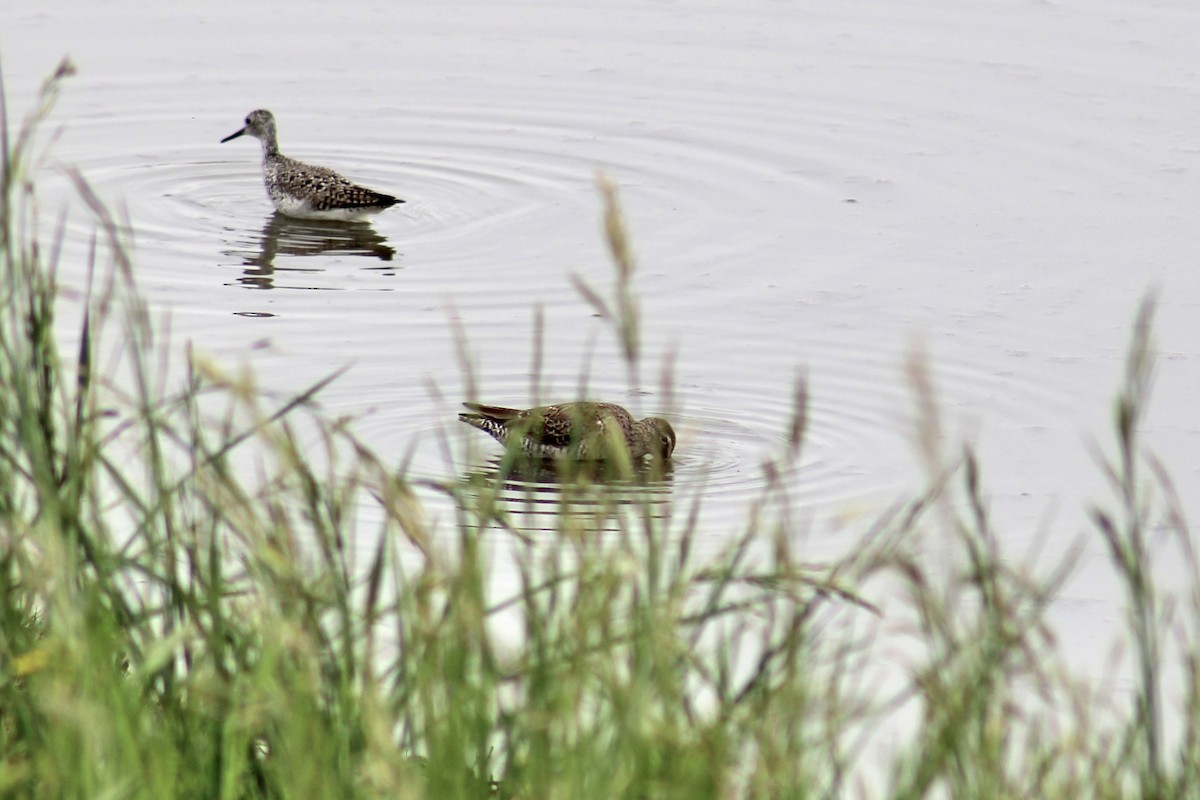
[229,211,398,290]
[459,455,675,536]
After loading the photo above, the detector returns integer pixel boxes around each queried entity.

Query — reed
[1,61,1198,800]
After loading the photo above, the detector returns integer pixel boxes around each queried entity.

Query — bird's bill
[220,127,247,143]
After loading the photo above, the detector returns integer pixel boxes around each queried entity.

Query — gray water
[6,0,1200,683]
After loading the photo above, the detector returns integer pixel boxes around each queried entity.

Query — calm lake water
[6,0,1200,684]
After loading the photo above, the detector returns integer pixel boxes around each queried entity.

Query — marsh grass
[2,62,1199,800]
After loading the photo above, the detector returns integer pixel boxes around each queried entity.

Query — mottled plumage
[460,402,676,461]
[221,109,402,220]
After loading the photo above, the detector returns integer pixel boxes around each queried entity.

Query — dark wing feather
[530,406,578,449]
[461,402,524,420]
[277,157,402,210]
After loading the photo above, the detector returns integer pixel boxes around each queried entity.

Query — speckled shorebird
[220,109,402,220]
[460,402,676,461]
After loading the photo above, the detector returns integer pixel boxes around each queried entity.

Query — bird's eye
[245,117,251,124]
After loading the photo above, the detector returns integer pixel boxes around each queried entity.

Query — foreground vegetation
[2,62,1199,800]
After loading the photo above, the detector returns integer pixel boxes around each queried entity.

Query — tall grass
[2,62,1199,800]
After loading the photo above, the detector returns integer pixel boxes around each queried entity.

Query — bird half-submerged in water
[220,109,402,221]
[459,401,676,461]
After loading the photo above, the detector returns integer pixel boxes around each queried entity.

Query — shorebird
[220,109,402,221]
[459,401,676,461]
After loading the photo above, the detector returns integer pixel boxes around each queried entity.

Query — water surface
[5,0,1200,681]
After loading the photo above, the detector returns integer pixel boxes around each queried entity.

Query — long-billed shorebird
[221,109,402,221]
[460,401,676,461]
